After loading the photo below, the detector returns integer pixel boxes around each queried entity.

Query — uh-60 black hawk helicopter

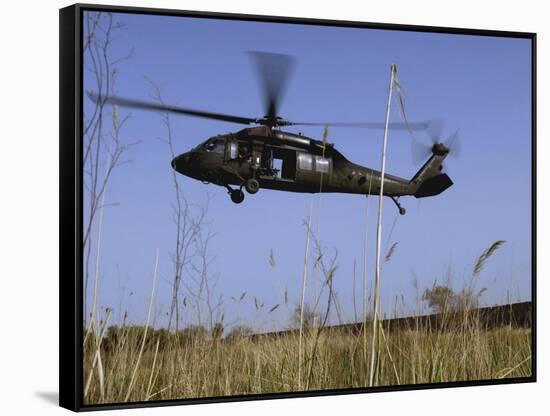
[89,52,458,215]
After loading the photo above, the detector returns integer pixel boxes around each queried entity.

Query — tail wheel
[230,189,245,204]
[245,178,260,194]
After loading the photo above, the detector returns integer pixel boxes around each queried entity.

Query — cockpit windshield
[200,137,225,154]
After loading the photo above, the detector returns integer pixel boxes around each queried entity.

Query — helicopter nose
[171,152,192,173]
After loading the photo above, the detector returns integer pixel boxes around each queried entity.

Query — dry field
[83,309,532,404]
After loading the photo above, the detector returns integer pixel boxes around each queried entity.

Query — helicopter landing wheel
[230,189,245,204]
[244,178,260,194]
[390,196,406,215]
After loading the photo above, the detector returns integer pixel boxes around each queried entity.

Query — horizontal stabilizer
[415,174,453,198]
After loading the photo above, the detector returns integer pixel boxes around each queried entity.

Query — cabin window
[315,156,330,173]
[297,153,313,170]
[228,141,238,159]
[238,142,250,158]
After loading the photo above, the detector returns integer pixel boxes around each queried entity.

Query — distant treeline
[250,301,532,340]
[87,302,531,353]
[86,323,254,353]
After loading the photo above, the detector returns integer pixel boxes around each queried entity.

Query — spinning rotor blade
[249,51,295,125]
[426,118,444,144]
[411,140,433,165]
[285,120,431,130]
[440,130,460,177]
[431,121,460,160]
[445,129,461,159]
[411,118,461,166]
[411,118,443,164]
[86,92,258,125]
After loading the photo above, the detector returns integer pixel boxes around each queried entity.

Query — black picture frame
[60,3,537,411]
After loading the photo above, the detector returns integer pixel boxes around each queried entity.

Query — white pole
[368,64,396,387]
[298,201,313,390]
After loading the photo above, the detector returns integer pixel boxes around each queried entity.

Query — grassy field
[83,311,532,405]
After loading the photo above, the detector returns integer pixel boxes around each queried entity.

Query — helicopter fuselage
[171,126,452,210]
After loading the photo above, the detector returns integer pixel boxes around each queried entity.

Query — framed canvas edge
[530,31,537,384]
[78,377,535,412]
[60,4,84,412]
[74,2,536,38]
[58,2,537,412]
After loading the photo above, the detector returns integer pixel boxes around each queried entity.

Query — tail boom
[410,144,453,198]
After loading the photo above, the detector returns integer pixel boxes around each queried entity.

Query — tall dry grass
[83,311,531,404]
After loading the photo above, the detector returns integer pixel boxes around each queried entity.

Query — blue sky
[83,11,532,331]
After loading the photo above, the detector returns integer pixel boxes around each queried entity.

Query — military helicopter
[88,52,457,215]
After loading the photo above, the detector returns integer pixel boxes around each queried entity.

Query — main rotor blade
[286,120,431,130]
[86,92,257,125]
[249,51,295,124]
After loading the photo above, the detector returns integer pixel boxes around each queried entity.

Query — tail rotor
[411,119,460,169]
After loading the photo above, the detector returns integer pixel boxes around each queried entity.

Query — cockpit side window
[204,138,225,153]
